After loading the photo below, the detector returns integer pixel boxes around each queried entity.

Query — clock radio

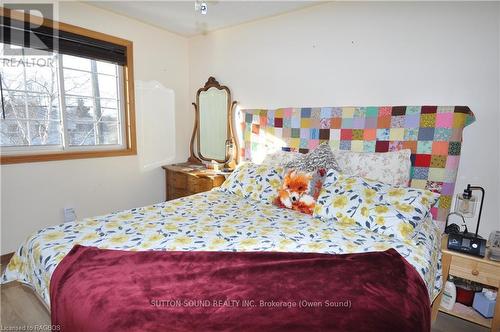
[447,232,487,257]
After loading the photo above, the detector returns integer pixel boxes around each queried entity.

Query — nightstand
[435,235,500,331]
[162,163,227,201]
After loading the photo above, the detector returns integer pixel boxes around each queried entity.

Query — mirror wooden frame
[189,77,237,165]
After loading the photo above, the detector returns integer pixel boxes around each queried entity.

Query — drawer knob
[471,269,479,276]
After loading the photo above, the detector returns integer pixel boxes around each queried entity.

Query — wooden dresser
[162,163,227,201]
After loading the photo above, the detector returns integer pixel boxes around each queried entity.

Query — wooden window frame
[0,7,136,164]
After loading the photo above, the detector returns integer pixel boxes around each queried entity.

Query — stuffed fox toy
[275,170,317,215]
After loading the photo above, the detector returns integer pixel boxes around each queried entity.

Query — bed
[2,105,475,331]
[3,190,442,306]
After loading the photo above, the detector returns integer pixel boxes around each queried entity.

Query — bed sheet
[2,189,442,308]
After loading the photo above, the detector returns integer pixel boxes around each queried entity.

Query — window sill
[0,148,137,164]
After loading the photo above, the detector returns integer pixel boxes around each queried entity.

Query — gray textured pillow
[283,143,339,171]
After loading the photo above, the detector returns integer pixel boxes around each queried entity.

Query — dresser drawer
[167,187,191,200]
[449,256,500,287]
[168,171,187,189]
[188,176,213,193]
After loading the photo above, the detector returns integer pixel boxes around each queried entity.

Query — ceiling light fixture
[194,1,208,15]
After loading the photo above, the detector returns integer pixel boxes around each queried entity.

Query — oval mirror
[189,77,237,165]
[199,87,228,161]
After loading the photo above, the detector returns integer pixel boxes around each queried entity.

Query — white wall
[1,2,190,254]
[189,2,500,238]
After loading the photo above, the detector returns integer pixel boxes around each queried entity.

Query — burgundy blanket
[50,245,430,332]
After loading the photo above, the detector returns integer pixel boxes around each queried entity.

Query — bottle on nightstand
[441,276,457,310]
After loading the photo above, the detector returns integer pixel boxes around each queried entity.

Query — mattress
[2,188,442,308]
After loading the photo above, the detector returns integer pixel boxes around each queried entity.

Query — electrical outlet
[63,207,76,223]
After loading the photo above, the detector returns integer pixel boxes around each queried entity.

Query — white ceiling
[87,1,318,37]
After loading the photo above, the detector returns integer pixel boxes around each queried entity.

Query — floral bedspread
[2,189,442,308]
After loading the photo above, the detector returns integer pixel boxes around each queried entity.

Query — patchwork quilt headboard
[239,106,475,226]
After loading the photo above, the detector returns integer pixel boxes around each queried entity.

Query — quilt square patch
[320,107,332,118]
[320,118,331,129]
[451,128,463,141]
[417,141,433,154]
[365,107,378,117]
[353,118,365,129]
[405,114,420,128]
[420,114,436,128]
[376,128,390,140]
[436,113,453,128]
[415,154,432,167]
[363,141,376,152]
[391,106,406,116]
[404,128,419,141]
[448,142,461,155]
[412,166,429,180]
[432,141,449,155]
[311,108,321,119]
[375,141,390,152]
[352,129,364,140]
[301,108,311,118]
[329,129,341,141]
[341,118,354,129]
[377,116,391,128]
[319,129,330,140]
[351,140,364,152]
[310,128,320,140]
[402,141,418,154]
[363,129,377,140]
[390,116,405,128]
[430,155,446,168]
[434,128,452,141]
[331,118,342,128]
[389,128,405,141]
[422,106,438,114]
[339,140,351,150]
[441,182,455,195]
[418,128,435,141]
[365,117,378,128]
[341,129,353,140]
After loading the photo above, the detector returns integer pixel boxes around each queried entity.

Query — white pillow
[261,150,302,167]
[332,149,411,186]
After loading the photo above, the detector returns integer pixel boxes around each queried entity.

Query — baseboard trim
[1,252,14,266]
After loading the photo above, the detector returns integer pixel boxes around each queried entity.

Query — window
[1,47,124,149]
[0,9,136,163]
